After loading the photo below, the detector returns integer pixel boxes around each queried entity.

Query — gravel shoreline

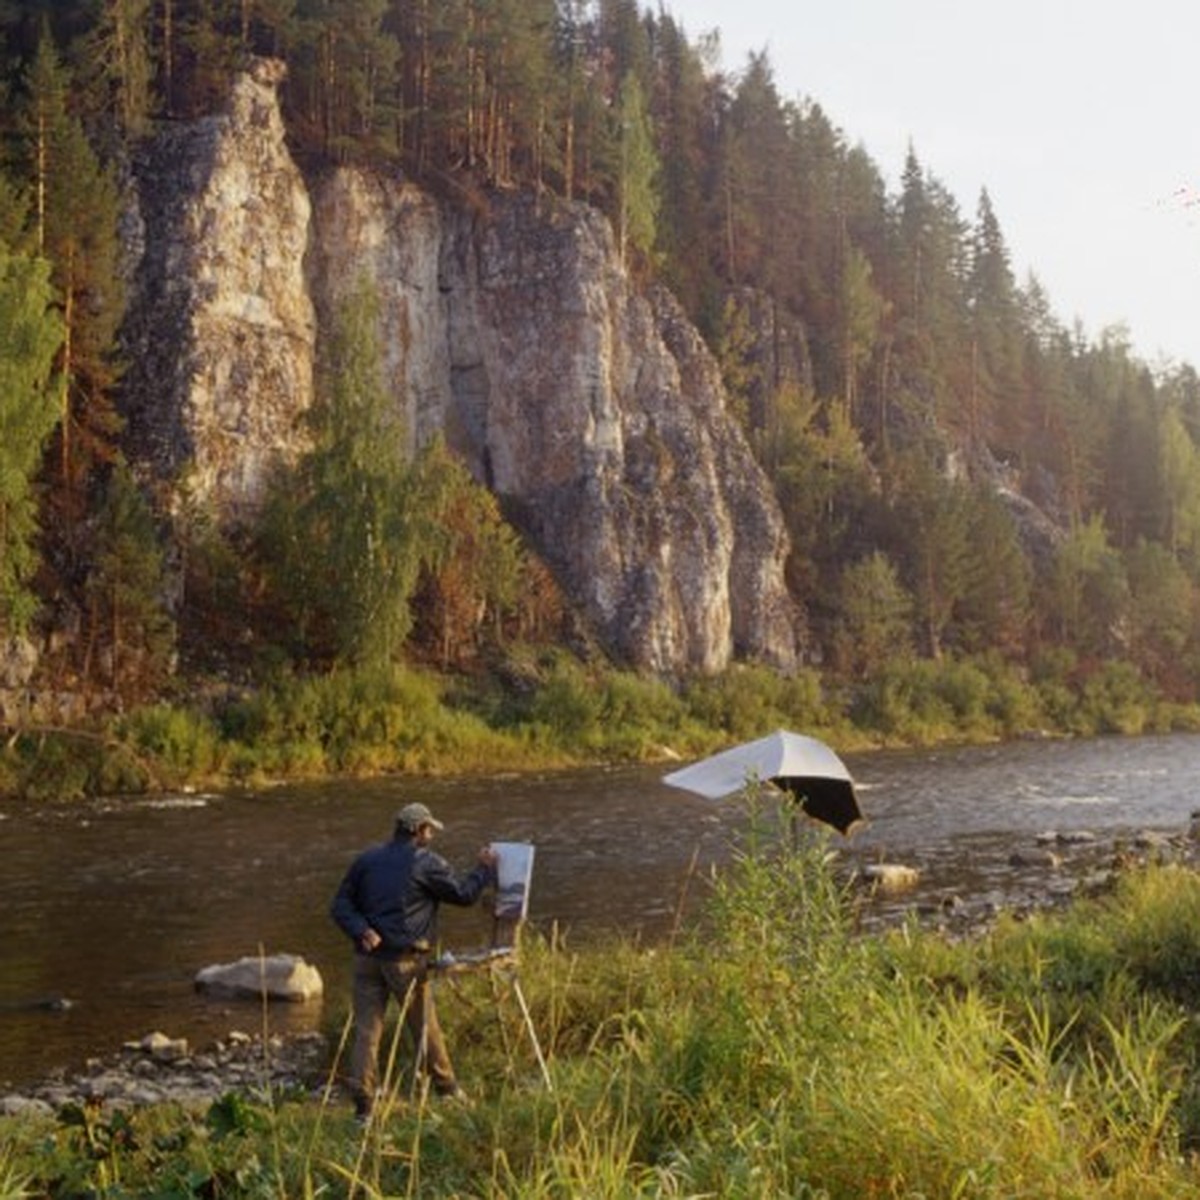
[0,1028,332,1118]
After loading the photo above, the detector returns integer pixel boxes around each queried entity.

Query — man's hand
[478,846,499,871]
[358,927,382,952]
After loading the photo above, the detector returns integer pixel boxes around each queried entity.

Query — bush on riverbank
[3,648,1200,801]
[5,840,1200,1195]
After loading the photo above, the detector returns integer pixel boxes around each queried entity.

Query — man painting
[330,801,497,1118]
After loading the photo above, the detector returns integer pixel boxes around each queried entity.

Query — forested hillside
[2,0,1200,727]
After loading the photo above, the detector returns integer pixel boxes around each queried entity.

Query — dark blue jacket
[330,836,492,954]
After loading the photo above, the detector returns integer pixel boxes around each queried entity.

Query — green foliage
[17,32,125,530]
[118,704,220,782]
[83,461,177,702]
[680,663,833,743]
[1077,661,1157,736]
[0,728,151,800]
[4,0,1200,731]
[0,237,62,634]
[832,550,913,679]
[260,278,427,669]
[1045,516,1131,658]
[209,661,527,779]
[613,70,660,270]
[411,437,529,668]
[850,654,1049,742]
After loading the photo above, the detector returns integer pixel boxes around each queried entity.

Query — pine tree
[968,188,1024,450]
[891,456,974,659]
[837,243,885,418]
[888,151,970,438]
[614,70,659,270]
[296,0,394,158]
[75,0,154,134]
[83,460,176,700]
[957,488,1032,657]
[19,32,125,560]
[1043,515,1130,658]
[650,11,722,323]
[0,238,63,636]
[1124,538,1194,690]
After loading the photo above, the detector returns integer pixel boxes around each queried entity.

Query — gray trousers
[350,952,456,1103]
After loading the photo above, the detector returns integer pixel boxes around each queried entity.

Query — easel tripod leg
[509,972,553,1091]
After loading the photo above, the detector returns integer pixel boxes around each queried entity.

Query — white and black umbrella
[662,729,864,835]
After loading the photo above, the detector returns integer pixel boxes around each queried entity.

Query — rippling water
[2,732,1199,1087]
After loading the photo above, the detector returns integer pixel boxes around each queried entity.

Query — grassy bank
[4,650,1200,801]
[6,839,1200,1196]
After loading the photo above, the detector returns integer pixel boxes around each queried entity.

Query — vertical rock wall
[120,64,802,675]
[434,193,798,672]
[121,59,314,524]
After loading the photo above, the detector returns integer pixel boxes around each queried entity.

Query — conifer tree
[1043,515,1129,658]
[19,32,125,560]
[650,12,721,323]
[83,460,175,700]
[888,151,970,437]
[1156,404,1200,565]
[293,0,394,157]
[957,488,1031,657]
[75,0,154,134]
[0,238,63,636]
[614,70,659,270]
[968,188,1023,449]
[832,551,913,680]
[891,456,974,659]
[837,243,885,419]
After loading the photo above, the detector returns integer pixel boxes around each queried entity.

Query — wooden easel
[430,896,553,1090]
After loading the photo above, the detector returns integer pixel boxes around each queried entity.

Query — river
[3,732,1199,1089]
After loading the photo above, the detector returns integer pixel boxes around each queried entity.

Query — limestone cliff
[120,63,800,675]
[121,58,315,525]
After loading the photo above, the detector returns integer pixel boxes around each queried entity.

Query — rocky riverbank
[850,819,1200,938]
[0,1027,331,1118]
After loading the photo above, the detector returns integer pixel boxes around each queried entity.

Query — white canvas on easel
[491,841,535,924]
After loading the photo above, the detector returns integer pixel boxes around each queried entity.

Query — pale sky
[664,1,1200,371]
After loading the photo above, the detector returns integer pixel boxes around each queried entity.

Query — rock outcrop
[121,58,315,526]
[119,61,800,674]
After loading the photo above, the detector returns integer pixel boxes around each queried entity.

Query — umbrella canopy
[662,729,864,835]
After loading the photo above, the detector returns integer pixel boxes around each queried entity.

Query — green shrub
[1078,661,1155,735]
[120,704,220,780]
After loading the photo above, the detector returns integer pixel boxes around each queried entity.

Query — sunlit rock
[861,863,921,894]
[195,953,323,1002]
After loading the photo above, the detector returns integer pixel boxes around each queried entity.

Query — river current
[2,732,1199,1088]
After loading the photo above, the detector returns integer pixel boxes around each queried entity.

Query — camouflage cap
[395,801,444,833]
